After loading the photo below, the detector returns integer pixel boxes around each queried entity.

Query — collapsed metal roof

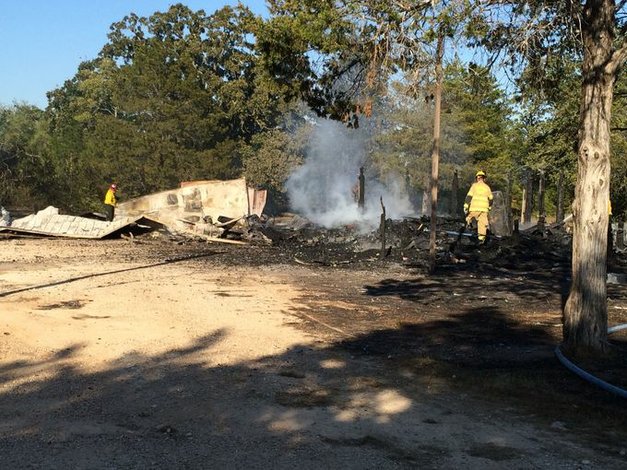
[0,206,161,239]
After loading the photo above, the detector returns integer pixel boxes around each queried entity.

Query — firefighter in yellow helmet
[463,171,493,244]
[104,183,118,222]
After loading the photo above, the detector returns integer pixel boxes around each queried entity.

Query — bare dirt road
[1,238,626,469]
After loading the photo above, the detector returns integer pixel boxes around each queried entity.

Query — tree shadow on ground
[2,306,626,469]
[354,268,627,432]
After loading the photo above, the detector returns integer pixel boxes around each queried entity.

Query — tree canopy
[42,4,289,208]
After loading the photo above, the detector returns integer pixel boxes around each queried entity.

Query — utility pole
[428,31,444,273]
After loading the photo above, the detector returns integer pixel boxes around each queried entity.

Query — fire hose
[554,323,627,399]
[0,251,218,298]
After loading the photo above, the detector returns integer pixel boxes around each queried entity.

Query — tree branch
[608,40,627,74]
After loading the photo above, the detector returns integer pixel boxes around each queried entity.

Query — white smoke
[286,119,414,229]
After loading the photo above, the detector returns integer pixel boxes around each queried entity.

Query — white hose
[555,323,627,399]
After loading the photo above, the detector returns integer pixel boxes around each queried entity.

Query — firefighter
[104,183,118,222]
[463,171,493,244]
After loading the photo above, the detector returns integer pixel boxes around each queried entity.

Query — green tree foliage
[370,62,512,198]
[511,58,582,220]
[0,104,54,209]
[47,4,288,207]
[611,73,627,220]
[242,125,309,210]
[242,104,312,192]
[259,1,469,119]
[442,61,513,182]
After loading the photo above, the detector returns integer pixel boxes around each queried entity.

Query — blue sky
[0,1,268,108]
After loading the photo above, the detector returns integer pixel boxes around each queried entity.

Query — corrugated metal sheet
[0,207,155,239]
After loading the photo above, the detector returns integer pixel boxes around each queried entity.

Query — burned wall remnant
[490,191,511,237]
[116,179,267,227]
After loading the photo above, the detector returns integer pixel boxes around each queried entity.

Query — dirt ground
[1,237,627,469]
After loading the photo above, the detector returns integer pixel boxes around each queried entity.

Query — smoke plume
[286,119,413,229]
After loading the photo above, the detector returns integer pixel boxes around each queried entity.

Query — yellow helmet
[475,171,486,178]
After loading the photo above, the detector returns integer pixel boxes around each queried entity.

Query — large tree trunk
[563,0,618,354]
[428,33,444,272]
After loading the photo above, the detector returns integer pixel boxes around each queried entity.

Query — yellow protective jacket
[104,188,117,206]
[465,181,493,213]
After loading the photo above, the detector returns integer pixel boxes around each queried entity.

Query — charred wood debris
[146,212,617,275]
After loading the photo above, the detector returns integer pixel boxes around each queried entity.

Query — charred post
[451,170,459,217]
[379,196,386,259]
[556,172,565,224]
[538,171,546,222]
[358,167,365,211]
[522,170,534,225]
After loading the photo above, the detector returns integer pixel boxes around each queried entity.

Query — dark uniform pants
[105,204,115,222]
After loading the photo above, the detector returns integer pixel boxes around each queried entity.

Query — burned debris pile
[266,215,578,272]
[187,212,582,275]
[0,199,582,274]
